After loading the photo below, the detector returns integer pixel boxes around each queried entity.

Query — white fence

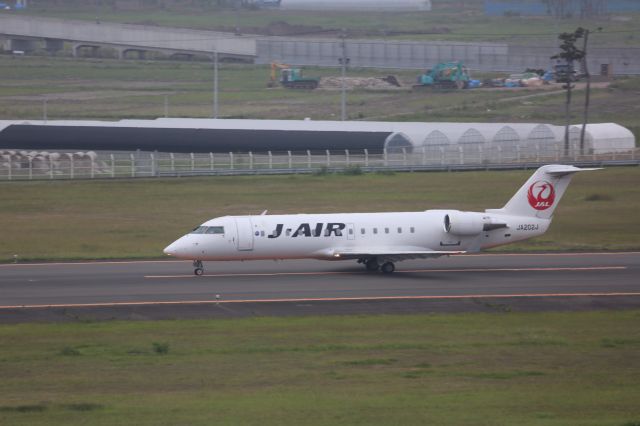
[1,146,638,181]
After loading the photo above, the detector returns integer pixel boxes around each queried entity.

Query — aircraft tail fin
[486,165,600,219]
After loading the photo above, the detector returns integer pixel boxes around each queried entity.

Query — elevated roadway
[0,14,256,60]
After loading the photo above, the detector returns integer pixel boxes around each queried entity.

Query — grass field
[14,3,640,47]
[1,55,640,136]
[0,311,639,425]
[0,167,638,262]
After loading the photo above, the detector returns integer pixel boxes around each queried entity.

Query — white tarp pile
[318,76,404,90]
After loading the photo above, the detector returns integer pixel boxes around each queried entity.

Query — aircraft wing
[324,247,466,262]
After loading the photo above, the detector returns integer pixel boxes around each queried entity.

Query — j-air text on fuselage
[164,165,599,275]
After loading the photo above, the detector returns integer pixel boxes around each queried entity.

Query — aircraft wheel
[194,268,204,276]
[365,259,379,271]
[380,262,395,274]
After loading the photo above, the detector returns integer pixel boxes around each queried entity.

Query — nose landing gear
[193,260,204,276]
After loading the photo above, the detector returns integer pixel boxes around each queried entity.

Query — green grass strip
[0,311,639,425]
[1,167,639,261]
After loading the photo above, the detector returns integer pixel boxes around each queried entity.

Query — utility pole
[580,28,596,156]
[339,30,350,121]
[164,95,169,118]
[95,0,101,24]
[563,67,573,157]
[213,48,219,119]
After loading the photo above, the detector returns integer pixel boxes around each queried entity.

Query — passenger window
[361,228,365,235]
[286,229,292,237]
[385,228,389,234]
[348,228,353,235]
[410,227,415,233]
[205,226,224,234]
[260,231,265,237]
[373,228,378,234]
[397,227,402,234]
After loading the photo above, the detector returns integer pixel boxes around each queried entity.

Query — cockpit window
[190,226,207,234]
[190,226,225,234]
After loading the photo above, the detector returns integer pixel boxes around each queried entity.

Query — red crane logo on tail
[527,180,555,210]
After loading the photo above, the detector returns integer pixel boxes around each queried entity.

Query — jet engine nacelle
[443,211,507,236]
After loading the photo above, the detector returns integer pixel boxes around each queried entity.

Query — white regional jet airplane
[164,165,597,275]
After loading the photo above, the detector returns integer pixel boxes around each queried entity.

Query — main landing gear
[359,258,396,274]
[193,260,204,276]
[380,262,395,274]
[365,258,379,271]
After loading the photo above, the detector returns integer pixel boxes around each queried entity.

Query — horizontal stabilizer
[544,165,602,176]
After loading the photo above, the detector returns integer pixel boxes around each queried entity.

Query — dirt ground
[316,76,611,93]
[318,76,405,91]
[0,55,637,138]
[4,90,175,102]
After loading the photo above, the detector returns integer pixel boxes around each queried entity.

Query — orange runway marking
[1,292,640,310]
[144,266,627,279]
[466,251,640,257]
[0,260,187,268]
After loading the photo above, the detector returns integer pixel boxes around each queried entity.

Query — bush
[63,403,103,412]
[375,170,396,176]
[342,165,363,175]
[60,346,81,356]
[313,166,329,176]
[584,193,613,202]
[152,342,170,355]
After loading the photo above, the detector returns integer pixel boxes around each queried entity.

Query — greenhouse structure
[0,119,634,161]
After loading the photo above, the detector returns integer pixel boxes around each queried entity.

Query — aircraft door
[235,217,254,251]
[347,223,355,241]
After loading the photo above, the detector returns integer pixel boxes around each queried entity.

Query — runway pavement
[1,252,639,322]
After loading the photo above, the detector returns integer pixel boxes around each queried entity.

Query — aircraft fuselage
[164,210,550,261]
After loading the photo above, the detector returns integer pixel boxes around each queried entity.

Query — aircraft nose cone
[163,242,180,256]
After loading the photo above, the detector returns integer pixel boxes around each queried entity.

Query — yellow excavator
[268,62,319,89]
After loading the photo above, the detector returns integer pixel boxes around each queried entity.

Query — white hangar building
[279,0,432,12]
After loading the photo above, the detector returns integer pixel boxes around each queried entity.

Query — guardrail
[1,147,638,181]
